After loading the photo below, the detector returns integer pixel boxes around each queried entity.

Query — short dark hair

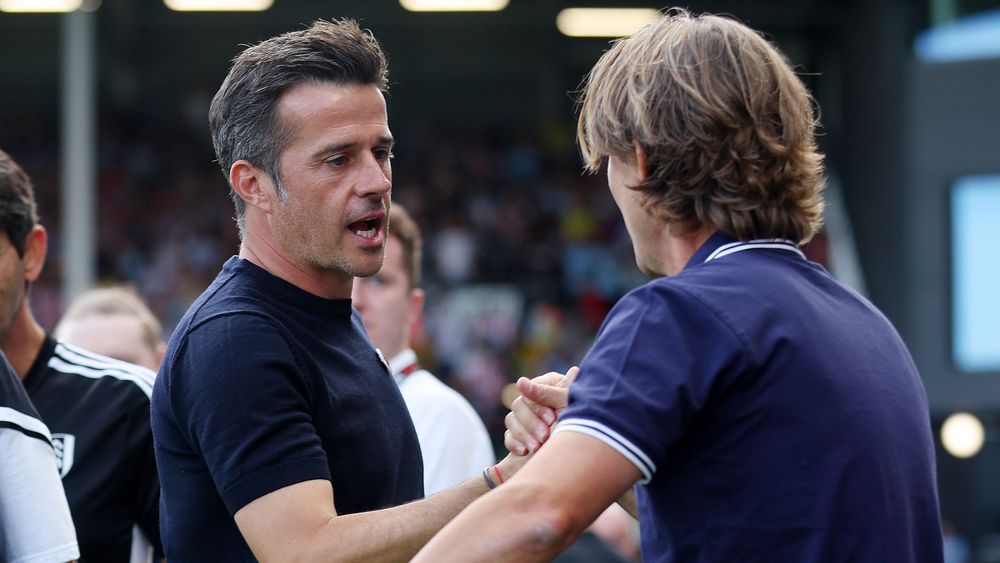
[578,9,825,243]
[389,204,422,288]
[0,149,39,257]
[209,19,389,237]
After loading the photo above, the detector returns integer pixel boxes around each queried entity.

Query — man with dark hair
[416,9,942,562]
[0,148,162,561]
[152,19,526,560]
[352,204,495,496]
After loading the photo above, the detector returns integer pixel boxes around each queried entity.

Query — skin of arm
[505,369,639,519]
[233,453,527,562]
[412,431,642,562]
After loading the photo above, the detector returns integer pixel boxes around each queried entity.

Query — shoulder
[47,340,156,399]
[603,268,761,349]
[0,401,52,450]
[603,276,733,335]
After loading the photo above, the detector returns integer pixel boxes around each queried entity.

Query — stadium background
[1,0,999,558]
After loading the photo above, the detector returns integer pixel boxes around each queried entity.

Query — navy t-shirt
[151,257,423,560]
[556,233,943,562]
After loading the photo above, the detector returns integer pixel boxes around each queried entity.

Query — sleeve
[125,388,163,557]
[0,425,80,563]
[166,313,332,515]
[406,382,496,496]
[554,284,748,483]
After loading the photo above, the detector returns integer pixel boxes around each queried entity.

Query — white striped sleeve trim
[0,405,53,443]
[48,344,155,398]
[554,418,656,484]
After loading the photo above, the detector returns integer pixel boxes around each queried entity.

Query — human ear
[229,160,275,214]
[22,225,47,283]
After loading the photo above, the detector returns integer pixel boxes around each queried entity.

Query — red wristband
[493,464,505,485]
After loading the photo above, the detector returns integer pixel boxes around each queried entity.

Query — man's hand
[504,367,578,455]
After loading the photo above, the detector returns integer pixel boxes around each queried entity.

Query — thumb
[517,376,571,411]
[556,366,580,388]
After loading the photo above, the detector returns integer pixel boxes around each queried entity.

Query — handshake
[503,367,579,457]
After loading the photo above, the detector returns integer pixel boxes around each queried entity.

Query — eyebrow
[311,135,395,161]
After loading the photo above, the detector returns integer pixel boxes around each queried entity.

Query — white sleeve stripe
[54,342,156,384]
[0,406,52,442]
[46,357,153,398]
[554,421,654,484]
[556,418,656,471]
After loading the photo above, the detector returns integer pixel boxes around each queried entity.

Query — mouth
[347,212,385,242]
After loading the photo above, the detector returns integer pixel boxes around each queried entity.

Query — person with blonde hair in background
[55,285,166,371]
[416,9,942,562]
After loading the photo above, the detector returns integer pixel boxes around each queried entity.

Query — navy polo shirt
[556,232,943,562]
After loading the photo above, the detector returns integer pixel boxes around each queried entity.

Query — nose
[356,154,391,197]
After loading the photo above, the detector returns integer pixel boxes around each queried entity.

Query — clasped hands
[504,366,579,456]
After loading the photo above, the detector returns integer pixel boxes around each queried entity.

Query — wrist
[482,461,509,490]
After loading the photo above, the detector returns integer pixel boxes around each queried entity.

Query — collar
[684,231,805,271]
[388,348,421,386]
[21,334,57,391]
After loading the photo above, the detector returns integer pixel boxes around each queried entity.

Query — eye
[325,155,349,167]
[369,274,388,286]
[374,148,395,162]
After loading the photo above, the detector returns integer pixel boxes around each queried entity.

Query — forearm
[293,457,523,562]
[317,474,490,562]
[414,480,576,563]
[414,432,642,562]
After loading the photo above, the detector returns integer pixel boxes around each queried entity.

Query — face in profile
[351,233,423,359]
[267,81,394,283]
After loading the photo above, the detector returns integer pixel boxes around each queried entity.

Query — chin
[355,258,385,278]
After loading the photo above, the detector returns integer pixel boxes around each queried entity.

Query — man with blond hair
[55,285,166,371]
[416,9,943,562]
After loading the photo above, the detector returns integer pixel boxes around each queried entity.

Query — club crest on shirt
[52,433,76,478]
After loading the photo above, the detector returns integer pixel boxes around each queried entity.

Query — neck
[657,226,716,276]
[639,225,715,277]
[1,301,47,380]
[239,222,352,300]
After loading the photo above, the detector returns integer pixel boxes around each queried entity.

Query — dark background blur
[2,0,999,558]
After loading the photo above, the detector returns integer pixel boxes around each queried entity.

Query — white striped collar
[703,238,806,263]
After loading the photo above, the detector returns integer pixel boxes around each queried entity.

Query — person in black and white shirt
[0,350,79,563]
[0,148,162,562]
